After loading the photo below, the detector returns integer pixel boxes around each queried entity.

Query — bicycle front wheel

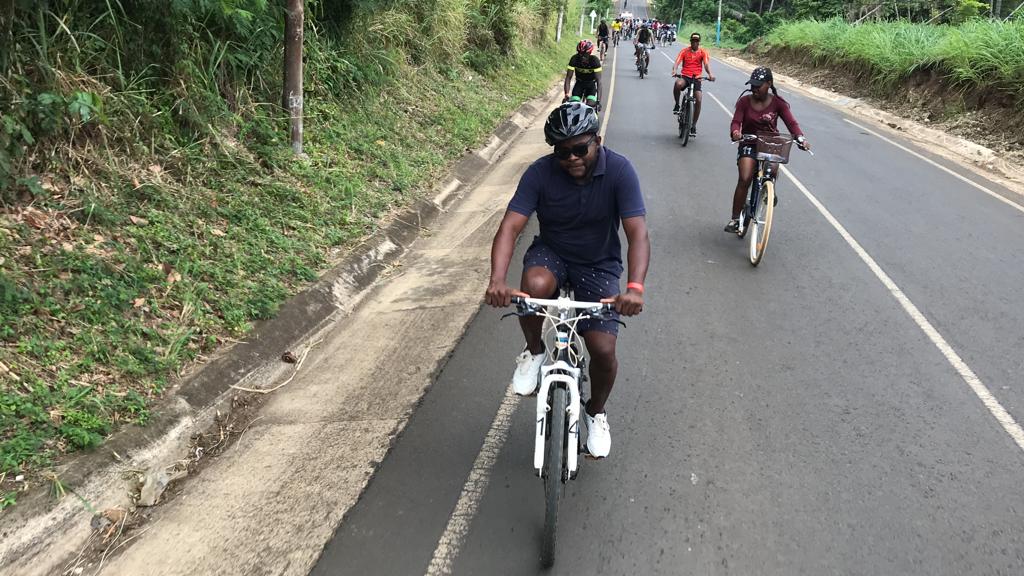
[738,180,755,239]
[749,179,775,266]
[541,386,567,568]
[681,101,694,147]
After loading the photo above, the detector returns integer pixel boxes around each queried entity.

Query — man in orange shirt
[670,32,715,136]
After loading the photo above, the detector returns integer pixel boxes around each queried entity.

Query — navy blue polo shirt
[508,146,646,275]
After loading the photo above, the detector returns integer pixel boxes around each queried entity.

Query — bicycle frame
[514,294,609,480]
[739,159,772,233]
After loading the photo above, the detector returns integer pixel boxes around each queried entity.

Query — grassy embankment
[760,18,1024,106]
[0,0,578,508]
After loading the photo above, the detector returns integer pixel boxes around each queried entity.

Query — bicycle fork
[535,357,582,479]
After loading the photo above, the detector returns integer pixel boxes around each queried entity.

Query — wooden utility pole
[1,0,15,71]
[283,0,304,156]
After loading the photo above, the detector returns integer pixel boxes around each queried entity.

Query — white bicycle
[504,292,620,567]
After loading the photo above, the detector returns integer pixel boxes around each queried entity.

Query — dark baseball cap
[746,66,773,87]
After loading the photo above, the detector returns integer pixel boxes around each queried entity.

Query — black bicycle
[636,43,653,78]
[673,74,712,147]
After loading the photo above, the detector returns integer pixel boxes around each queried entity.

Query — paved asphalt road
[312,4,1024,575]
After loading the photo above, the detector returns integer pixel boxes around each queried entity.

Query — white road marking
[425,385,520,575]
[844,118,1024,215]
[707,91,1024,454]
[706,92,734,122]
[599,35,618,140]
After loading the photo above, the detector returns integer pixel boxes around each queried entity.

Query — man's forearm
[489,226,518,283]
[626,233,650,285]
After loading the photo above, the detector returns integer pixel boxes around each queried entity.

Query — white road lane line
[425,385,520,576]
[599,34,618,140]
[426,23,622,576]
[844,118,1024,215]
[706,91,1024,454]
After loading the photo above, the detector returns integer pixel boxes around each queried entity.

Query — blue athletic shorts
[523,238,620,335]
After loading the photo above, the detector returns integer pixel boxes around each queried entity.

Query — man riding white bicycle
[485,102,650,458]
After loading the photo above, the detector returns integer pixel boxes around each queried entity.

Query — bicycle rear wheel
[749,179,775,266]
[541,386,567,568]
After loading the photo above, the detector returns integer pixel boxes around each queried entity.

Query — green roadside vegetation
[0,0,587,508]
[650,1,1024,105]
[650,1,1024,140]
[762,18,1024,103]
[678,22,748,50]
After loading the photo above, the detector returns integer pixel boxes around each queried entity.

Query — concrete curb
[716,52,1024,198]
[0,83,562,575]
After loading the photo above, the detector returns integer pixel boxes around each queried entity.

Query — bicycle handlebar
[735,133,811,153]
[672,74,713,81]
[511,296,614,312]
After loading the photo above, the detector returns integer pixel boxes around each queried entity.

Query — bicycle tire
[749,179,775,266]
[541,385,567,568]
[681,101,693,147]
[737,180,755,239]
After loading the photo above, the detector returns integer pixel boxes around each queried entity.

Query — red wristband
[626,282,644,293]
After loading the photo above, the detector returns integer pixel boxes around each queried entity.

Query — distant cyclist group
[492,22,811,461]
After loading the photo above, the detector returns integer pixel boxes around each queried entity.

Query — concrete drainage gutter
[0,83,563,576]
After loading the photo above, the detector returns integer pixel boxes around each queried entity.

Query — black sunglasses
[553,135,597,160]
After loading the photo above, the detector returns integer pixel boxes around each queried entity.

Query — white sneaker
[584,410,611,458]
[511,349,545,396]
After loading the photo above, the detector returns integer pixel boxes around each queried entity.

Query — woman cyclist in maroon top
[725,67,812,233]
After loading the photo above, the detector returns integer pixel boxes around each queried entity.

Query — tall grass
[765,18,1024,103]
